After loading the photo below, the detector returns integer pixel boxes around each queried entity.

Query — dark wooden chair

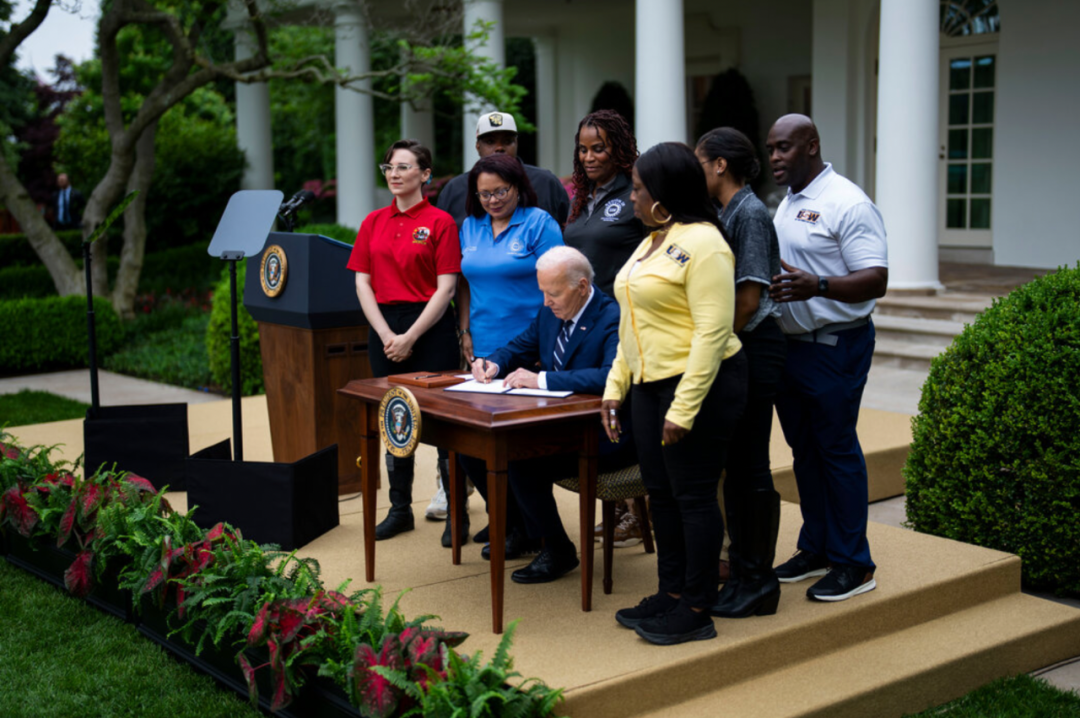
[557,464,654,594]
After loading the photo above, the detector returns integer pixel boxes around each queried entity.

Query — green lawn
[103,312,215,392]
[0,559,260,718]
[0,389,89,426]
[904,674,1080,717]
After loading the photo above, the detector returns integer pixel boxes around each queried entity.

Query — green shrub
[904,264,1080,596]
[206,262,263,396]
[105,313,214,391]
[0,295,122,371]
[0,243,217,301]
[0,229,120,267]
[295,223,358,245]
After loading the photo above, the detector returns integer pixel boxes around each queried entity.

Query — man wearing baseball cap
[436,111,569,228]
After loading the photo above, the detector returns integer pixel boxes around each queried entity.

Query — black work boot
[375,453,415,541]
[713,486,743,611]
[711,488,781,618]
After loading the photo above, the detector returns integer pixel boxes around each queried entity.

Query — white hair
[536,246,594,285]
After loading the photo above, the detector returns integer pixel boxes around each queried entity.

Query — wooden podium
[244,232,370,494]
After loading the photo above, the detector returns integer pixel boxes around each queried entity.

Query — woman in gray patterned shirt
[696,127,788,620]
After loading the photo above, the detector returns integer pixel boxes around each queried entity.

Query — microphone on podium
[277,190,316,231]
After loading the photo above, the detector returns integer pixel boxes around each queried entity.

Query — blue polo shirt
[460,205,564,357]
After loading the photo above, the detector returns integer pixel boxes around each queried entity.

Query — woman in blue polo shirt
[456,153,564,559]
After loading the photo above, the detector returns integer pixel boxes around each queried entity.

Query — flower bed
[0,430,565,717]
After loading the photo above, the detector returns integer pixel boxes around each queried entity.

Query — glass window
[972,128,993,159]
[970,198,991,229]
[949,129,969,160]
[973,92,994,124]
[971,163,992,194]
[947,199,967,228]
[949,94,970,125]
[974,55,996,88]
[948,164,968,195]
[950,58,972,90]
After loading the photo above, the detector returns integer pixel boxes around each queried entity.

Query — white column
[875,0,941,291]
[400,97,435,150]
[334,5,375,230]
[635,0,686,152]
[533,35,558,174]
[462,0,505,167]
[234,29,274,190]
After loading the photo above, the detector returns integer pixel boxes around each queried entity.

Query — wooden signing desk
[339,376,601,633]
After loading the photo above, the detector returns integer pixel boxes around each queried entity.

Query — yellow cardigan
[602,221,741,430]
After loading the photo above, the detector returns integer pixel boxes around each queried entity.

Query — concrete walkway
[0,369,221,407]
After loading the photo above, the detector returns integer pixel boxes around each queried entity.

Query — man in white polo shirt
[766,114,888,602]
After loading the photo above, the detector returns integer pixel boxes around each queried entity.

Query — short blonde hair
[536,246,594,285]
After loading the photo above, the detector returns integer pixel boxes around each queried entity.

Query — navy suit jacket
[486,286,620,395]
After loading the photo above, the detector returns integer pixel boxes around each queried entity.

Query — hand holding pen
[470,356,498,384]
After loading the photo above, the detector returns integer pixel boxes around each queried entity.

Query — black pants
[724,316,787,502]
[368,302,459,471]
[631,351,748,608]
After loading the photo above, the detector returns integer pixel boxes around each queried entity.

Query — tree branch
[0,0,51,68]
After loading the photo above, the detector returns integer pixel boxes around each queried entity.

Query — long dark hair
[465,154,539,218]
[568,110,638,223]
[635,142,723,233]
[695,127,761,183]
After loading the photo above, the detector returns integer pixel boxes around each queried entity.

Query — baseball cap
[476,111,518,137]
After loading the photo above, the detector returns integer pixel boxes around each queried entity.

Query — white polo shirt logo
[796,209,821,224]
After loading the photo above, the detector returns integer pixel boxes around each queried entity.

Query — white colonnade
[334,3,375,229]
[635,0,686,151]
[234,29,274,191]
[875,0,941,290]
[462,0,505,167]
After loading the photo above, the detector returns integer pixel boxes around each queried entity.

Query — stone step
[873,314,966,348]
[876,292,994,323]
[872,338,946,371]
[635,592,1080,718]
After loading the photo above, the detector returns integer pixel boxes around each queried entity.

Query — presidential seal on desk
[259,244,288,298]
[378,386,421,457]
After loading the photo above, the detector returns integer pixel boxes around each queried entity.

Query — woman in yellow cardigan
[602,142,748,645]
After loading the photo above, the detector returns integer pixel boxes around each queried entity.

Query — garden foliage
[0,430,567,717]
[904,264,1080,596]
[0,295,121,371]
[206,262,264,396]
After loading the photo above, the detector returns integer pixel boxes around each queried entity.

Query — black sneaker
[615,592,679,629]
[774,550,829,583]
[806,565,876,602]
[634,602,717,645]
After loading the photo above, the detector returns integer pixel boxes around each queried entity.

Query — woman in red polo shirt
[347,139,461,542]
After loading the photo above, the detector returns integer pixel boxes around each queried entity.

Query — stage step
[875,292,993,323]
[636,593,1080,718]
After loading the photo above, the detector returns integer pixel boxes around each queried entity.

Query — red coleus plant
[238,590,354,712]
[50,471,158,597]
[141,521,234,615]
[352,626,469,718]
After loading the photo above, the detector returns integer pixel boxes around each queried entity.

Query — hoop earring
[649,201,673,225]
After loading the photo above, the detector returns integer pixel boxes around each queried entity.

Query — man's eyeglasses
[379,163,417,174]
[476,187,513,202]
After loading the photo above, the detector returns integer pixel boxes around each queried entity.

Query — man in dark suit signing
[469,245,635,583]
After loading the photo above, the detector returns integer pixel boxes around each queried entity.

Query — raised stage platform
[10,396,1079,717]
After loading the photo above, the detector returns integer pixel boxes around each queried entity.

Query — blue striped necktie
[553,320,572,371]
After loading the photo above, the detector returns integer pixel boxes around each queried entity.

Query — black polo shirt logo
[602,198,625,222]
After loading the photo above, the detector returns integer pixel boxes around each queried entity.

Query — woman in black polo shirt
[695,127,787,619]
[562,110,645,297]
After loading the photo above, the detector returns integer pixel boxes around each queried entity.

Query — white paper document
[444,379,572,398]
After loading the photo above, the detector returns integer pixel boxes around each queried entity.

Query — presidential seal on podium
[260,244,288,297]
[378,386,421,457]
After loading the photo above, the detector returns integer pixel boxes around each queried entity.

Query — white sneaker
[425,485,448,521]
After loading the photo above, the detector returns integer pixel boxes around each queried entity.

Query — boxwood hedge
[0,295,122,372]
[904,264,1080,596]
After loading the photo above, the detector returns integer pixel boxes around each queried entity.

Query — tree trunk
[112,118,158,319]
[0,153,83,296]
[81,145,139,298]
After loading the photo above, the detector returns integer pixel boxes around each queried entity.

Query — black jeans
[368,302,459,471]
[631,351,748,608]
[724,316,787,503]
